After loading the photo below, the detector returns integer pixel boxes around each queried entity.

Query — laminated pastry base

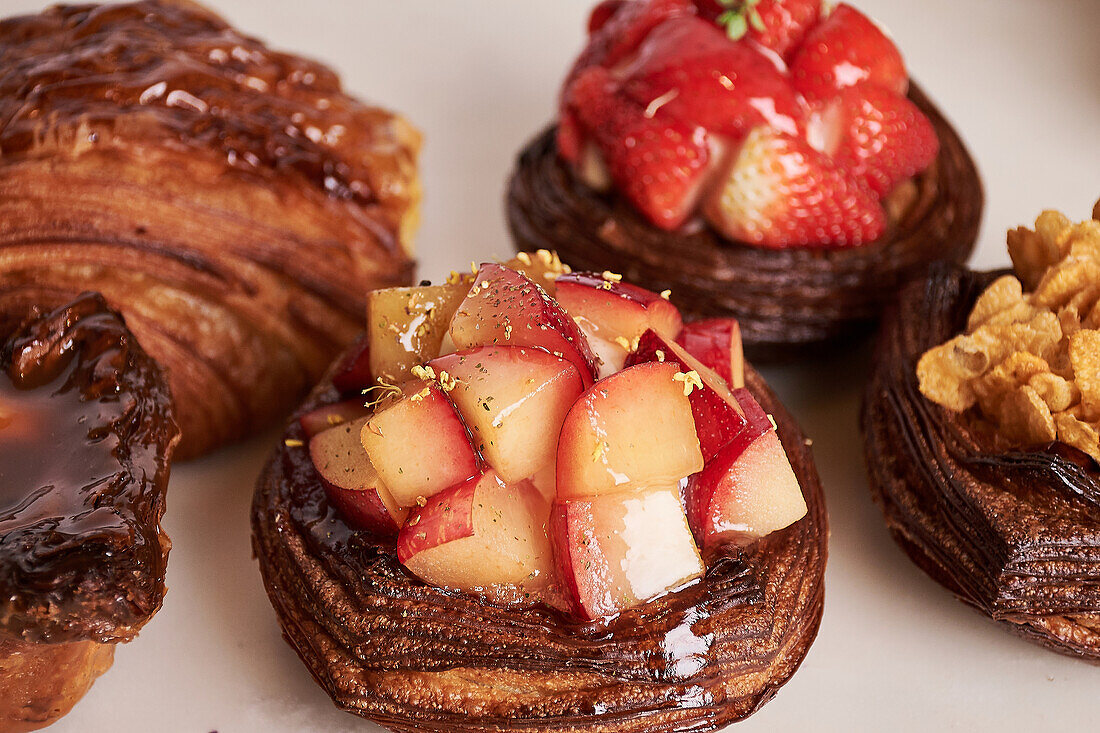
[9,0,1097,730]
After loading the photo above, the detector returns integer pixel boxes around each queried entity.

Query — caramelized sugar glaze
[252,361,826,732]
[0,0,421,457]
[0,293,176,730]
[507,85,983,362]
[863,264,1100,660]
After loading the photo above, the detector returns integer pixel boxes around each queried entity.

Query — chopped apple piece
[626,330,746,461]
[309,416,407,534]
[555,272,683,345]
[556,361,703,499]
[332,334,373,395]
[551,485,704,620]
[367,283,468,383]
[529,464,557,503]
[397,470,556,598]
[360,380,479,507]
[447,263,599,385]
[685,389,806,549]
[580,327,628,379]
[299,400,371,439]
[501,250,571,297]
[677,318,745,389]
[430,346,583,483]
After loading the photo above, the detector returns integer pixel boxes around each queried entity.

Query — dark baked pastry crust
[506,84,982,362]
[0,0,421,458]
[862,263,1100,661]
[251,358,827,731]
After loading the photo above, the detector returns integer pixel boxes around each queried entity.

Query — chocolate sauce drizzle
[0,294,176,645]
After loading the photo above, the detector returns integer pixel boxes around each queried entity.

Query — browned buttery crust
[861,263,1100,661]
[506,83,983,362]
[0,293,177,730]
[251,358,827,731]
[0,0,421,458]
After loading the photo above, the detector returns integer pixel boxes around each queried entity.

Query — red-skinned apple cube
[332,333,373,395]
[556,361,703,499]
[529,464,557,503]
[551,485,704,620]
[580,327,629,379]
[309,416,407,534]
[360,379,480,507]
[397,470,556,599]
[299,400,371,439]
[677,318,745,389]
[684,388,806,549]
[555,272,683,344]
[367,283,468,383]
[626,330,746,461]
[430,346,583,483]
[686,430,807,550]
[447,263,599,386]
[501,250,571,297]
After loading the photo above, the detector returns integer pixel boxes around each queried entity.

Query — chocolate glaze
[506,84,983,362]
[862,263,1100,661]
[0,293,176,646]
[0,0,420,457]
[252,356,827,731]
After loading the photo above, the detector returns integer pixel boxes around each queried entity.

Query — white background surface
[5,0,1099,730]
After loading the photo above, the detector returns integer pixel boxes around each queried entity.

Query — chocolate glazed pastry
[507,84,983,362]
[252,361,826,732]
[0,0,421,458]
[0,293,177,731]
[862,263,1100,661]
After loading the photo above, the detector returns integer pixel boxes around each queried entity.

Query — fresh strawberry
[568,66,714,229]
[702,125,885,247]
[620,15,805,139]
[695,0,821,59]
[789,3,907,102]
[566,0,694,87]
[556,108,583,163]
[588,0,627,33]
[808,83,938,197]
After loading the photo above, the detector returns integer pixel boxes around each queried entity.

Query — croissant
[0,1,421,728]
[0,0,421,459]
[0,293,176,732]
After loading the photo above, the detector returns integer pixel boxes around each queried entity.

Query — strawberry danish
[508,0,982,359]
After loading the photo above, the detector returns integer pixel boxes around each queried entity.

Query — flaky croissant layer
[0,0,421,457]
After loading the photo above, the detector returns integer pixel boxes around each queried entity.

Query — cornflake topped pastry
[918,202,1100,462]
[862,198,1100,663]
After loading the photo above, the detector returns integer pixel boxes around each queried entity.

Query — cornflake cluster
[918,200,1100,461]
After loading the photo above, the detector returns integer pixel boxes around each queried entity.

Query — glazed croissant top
[0,0,421,457]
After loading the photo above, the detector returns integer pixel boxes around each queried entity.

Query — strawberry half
[789,3,907,102]
[565,0,694,88]
[588,0,627,33]
[568,66,715,229]
[702,125,885,247]
[808,83,939,197]
[621,15,805,139]
[695,0,821,59]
